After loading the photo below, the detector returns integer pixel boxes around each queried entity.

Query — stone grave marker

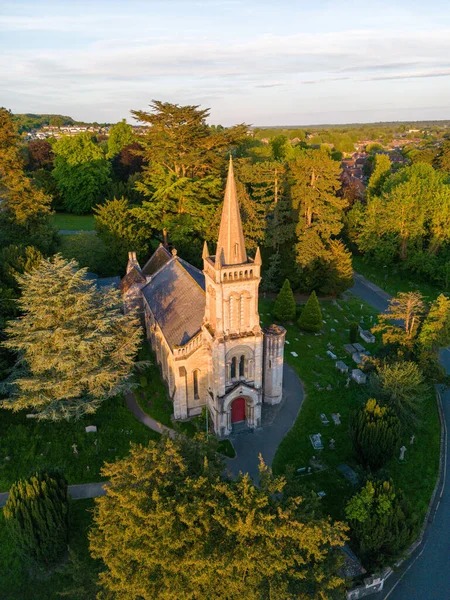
[399,446,407,461]
[353,342,366,352]
[290,351,298,357]
[329,438,335,449]
[317,491,326,498]
[336,360,349,373]
[326,350,337,360]
[360,330,375,344]
[352,352,366,365]
[285,340,290,344]
[320,413,330,425]
[332,413,341,425]
[338,464,358,486]
[351,369,367,385]
[85,425,97,433]
[310,433,324,450]
[344,343,356,354]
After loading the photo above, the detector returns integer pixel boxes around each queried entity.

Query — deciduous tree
[107,119,135,159]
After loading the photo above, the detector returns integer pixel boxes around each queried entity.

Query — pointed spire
[202,241,209,260]
[216,156,247,266]
[254,247,262,266]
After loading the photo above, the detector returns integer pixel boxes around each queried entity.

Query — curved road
[350,274,450,600]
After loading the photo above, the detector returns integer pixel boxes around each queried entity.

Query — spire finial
[202,240,209,260]
[215,157,247,266]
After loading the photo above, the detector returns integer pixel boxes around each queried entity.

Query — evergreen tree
[1,254,142,420]
[346,479,417,567]
[0,244,43,290]
[321,238,354,295]
[298,290,322,332]
[260,252,283,293]
[107,119,135,159]
[350,399,401,470]
[377,361,426,421]
[4,470,69,568]
[90,435,348,600]
[273,278,296,321]
[349,322,359,343]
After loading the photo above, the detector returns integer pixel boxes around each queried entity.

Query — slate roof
[141,244,172,276]
[119,266,146,293]
[142,257,205,350]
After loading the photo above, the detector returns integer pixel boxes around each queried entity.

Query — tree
[377,361,426,420]
[373,291,425,349]
[1,255,142,420]
[418,294,450,352]
[26,139,54,171]
[4,470,69,568]
[90,435,348,600]
[350,399,401,470]
[298,290,323,332]
[0,244,43,289]
[434,140,450,173]
[349,322,359,343]
[273,278,296,321]
[366,154,391,197]
[0,108,52,227]
[345,479,417,567]
[260,252,283,293]
[111,141,143,181]
[131,100,247,245]
[94,197,150,273]
[107,119,135,159]
[320,238,354,295]
[52,132,111,213]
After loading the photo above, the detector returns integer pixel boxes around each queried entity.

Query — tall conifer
[273,278,296,321]
[298,290,322,332]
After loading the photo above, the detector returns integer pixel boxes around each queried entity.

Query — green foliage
[273,278,296,321]
[58,232,114,277]
[434,140,450,173]
[346,479,417,567]
[4,470,69,568]
[418,294,450,352]
[367,154,391,197]
[90,436,348,600]
[298,290,322,332]
[0,244,43,289]
[1,255,142,420]
[94,197,150,273]
[107,119,135,159]
[52,133,111,214]
[377,361,426,421]
[261,252,283,292]
[373,291,425,349]
[350,399,401,470]
[349,321,359,343]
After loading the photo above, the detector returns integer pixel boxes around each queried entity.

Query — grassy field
[51,213,95,231]
[352,255,441,301]
[0,395,159,491]
[0,498,98,600]
[263,294,440,523]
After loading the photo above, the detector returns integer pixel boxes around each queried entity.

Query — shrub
[4,470,70,568]
[349,322,359,343]
[273,278,296,321]
[298,290,322,332]
[349,399,401,470]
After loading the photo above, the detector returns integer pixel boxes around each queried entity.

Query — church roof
[141,244,172,276]
[119,266,146,293]
[216,157,248,266]
[142,257,205,350]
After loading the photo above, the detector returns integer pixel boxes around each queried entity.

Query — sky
[1,0,450,126]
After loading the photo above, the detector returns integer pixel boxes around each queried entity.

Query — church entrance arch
[231,397,246,423]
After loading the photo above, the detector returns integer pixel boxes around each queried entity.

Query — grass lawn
[352,254,441,301]
[0,395,159,491]
[51,212,95,231]
[263,294,440,524]
[0,498,99,600]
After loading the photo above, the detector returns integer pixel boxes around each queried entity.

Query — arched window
[250,269,253,277]
[193,370,199,399]
[223,273,227,281]
[234,272,237,279]
[231,357,237,379]
[239,355,245,377]
[244,270,248,278]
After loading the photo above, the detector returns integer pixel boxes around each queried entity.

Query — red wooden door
[231,397,246,423]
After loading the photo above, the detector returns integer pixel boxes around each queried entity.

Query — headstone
[307,344,312,349]
[326,350,337,360]
[315,354,323,360]
[353,343,366,352]
[285,340,290,344]
[310,433,324,450]
[330,328,336,332]
[290,351,298,357]
[332,413,341,425]
[344,343,357,355]
[326,384,332,391]
[323,320,327,324]
[360,330,375,344]
[399,445,407,461]
[320,413,330,425]
[329,438,335,450]
[72,443,78,455]
[410,435,415,445]
[317,491,326,498]
[85,425,97,433]
[26,414,37,419]
[345,376,351,388]
[297,467,306,474]
[338,463,359,486]
[352,352,365,364]
[351,369,367,385]
[336,360,349,373]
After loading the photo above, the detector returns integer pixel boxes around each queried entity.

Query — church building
[120,158,286,437]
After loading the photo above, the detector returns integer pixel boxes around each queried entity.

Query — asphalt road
[350,274,450,600]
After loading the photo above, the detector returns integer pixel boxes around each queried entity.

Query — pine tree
[273,278,296,321]
[350,399,401,470]
[321,238,354,295]
[349,321,359,343]
[1,254,143,420]
[4,470,69,568]
[298,290,322,332]
[261,252,283,292]
[89,435,348,600]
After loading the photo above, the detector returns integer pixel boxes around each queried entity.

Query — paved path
[58,229,97,235]
[0,481,109,508]
[225,363,304,482]
[124,391,176,438]
[350,273,450,600]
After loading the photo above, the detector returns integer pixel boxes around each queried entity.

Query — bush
[298,290,322,332]
[349,399,401,470]
[349,322,359,343]
[273,278,296,321]
[4,470,70,568]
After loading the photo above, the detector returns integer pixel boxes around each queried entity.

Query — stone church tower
[121,157,286,438]
[202,158,286,436]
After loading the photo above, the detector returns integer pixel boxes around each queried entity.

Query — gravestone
[352,352,365,364]
[285,340,290,344]
[338,463,359,486]
[351,369,367,385]
[336,360,349,373]
[310,433,324,450]
[332,413,341,425]
[399,446,407,461]
[344,343,357,354]
[317,491,326,498]
[329,438,335,449]
[353,343,366,352]
[290,351,298,357]
[320,413,330,425]
[72,443,78,455]
[85,425,97,433]
[360,330,375,344]
[410,435,415,445]
[326,350,337,360]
